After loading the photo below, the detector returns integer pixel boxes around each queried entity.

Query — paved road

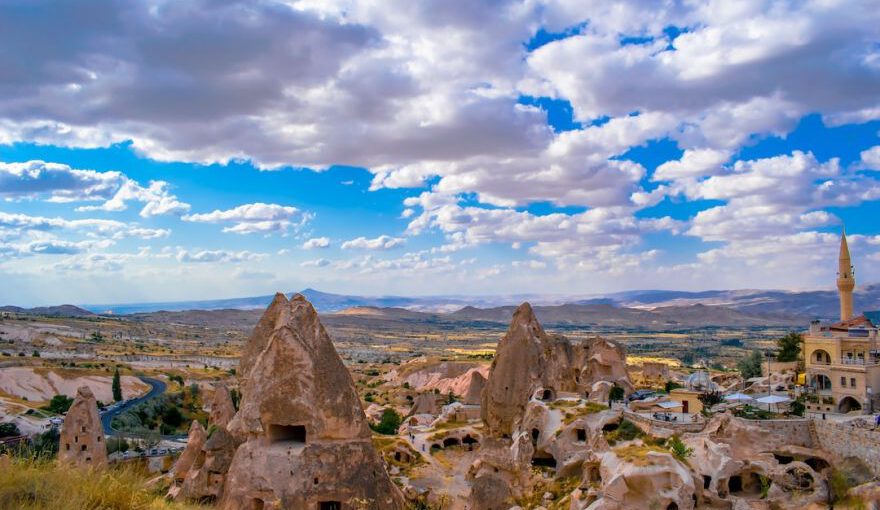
[100,377,186,440]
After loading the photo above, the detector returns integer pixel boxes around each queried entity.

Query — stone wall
[813,417,880,477]
[744,418,815,448]
[624,411,707,437]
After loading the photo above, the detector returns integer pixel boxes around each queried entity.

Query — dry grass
[0,456,199,510]
[613,444,667,465]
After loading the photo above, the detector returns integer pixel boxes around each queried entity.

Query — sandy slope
[0,366,150,403]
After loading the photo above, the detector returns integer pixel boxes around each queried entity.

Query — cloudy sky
[2,0,880,306]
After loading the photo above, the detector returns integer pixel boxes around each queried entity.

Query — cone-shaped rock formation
[58,386,107,468]
[221,293,404,510]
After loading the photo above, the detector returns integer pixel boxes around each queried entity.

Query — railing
[839,358,880,366]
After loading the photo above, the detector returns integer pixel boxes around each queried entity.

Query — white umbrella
[755,395,790,405]
[755,394,791,413]
[657,401,683,409]
[724,392,754,402]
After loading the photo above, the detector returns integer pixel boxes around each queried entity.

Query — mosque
[803,230,880,414]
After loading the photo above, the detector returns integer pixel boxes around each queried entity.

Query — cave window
[729,475,743,493]
[667,504,678,510]
[267,424,306,444]
[575,428,586,442]
[319,502,342,510]
[703,476,711,490]
[531,428,539,445]
[394,452,402,461]
[81,444,87,451]
[96,435,102,442]
[65,443,70,451]
[540,389,553,401]
[250,499,265,510]
[443,437,460,448]
[463,435,478,451]
[588,466,601,483]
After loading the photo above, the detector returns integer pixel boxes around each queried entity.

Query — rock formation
[469,303,633,509]
[410,392,440,416]
[168,384,239,503]
[462,370,486,405]
[58,386,107,468]
[481,302,632,439]
[168,421,207,500]
[221,293,404,510]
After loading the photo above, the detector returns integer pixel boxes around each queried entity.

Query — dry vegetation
[0,457,199,510]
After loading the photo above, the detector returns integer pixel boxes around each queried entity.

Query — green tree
[664,380,682,393]
[112,367,123,402]
[775,332,802,362]
[668,435,693,461]
[737,351,764,380]
[88,331,105,343]
[0,422,21,437]
[608,384,625,403]
[43,394,74,414]
[370,408,402,435]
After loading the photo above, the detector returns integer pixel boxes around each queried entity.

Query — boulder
[58,386,107,468]
[221,293,404,510]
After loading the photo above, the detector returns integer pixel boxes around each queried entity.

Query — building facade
[803,231,880,415]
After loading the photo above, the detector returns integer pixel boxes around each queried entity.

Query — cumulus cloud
[0,160,190,216]
[862,145,880,169]
[302,237,330,249]
[0,211,170,240]
[300,258,331,268]
[341,235,405,250]
[183,203,311,235]
[175,249,267,263]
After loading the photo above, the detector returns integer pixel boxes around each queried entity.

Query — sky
[1,0,880,306]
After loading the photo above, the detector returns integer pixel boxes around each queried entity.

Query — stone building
[803,230,880,414]
[58,386,107,467]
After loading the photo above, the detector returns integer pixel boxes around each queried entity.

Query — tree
[737,351,764,380]
[664,380,682,393]
[370,408,402,435]
[609,384,625,403]
[775,332,802,363]
[112,367,123,402]
[43,394,74,414]
[0,422,21,437]
[88,331,105,343]
[698,390,723,408]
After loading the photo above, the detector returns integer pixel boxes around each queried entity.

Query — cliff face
[221,293,404,510]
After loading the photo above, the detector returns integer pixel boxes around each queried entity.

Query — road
[100,377,186,440]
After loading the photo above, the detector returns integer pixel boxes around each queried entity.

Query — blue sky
[1,0,879,305]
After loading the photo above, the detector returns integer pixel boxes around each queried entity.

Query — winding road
[100,377,186,440]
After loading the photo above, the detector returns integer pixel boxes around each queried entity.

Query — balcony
[838,357,880,367]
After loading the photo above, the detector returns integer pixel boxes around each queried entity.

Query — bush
[698,390,723,408]
[664,380,682,393]
[0,422,21,438]
[604,419,643,445]
[371,408,402,435]
[106,436,129,454]
[608,384,625,403]
[42,395,74,415]
[668,436,693,461]
[737,351,764,380]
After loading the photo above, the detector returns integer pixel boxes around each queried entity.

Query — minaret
[837,228,855,321]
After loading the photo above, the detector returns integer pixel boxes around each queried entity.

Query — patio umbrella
[755,394,791,413]
[657,401,683,409]
[724,392,754,402]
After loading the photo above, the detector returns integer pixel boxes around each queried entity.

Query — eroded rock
[58,386,107,468]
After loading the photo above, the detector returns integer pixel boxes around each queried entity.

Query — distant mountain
[446,302,802,328]
[49,282,880,319]
[0,304,95,317]
[606,284,880,320]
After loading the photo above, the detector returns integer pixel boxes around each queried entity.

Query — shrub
[604,419,643,445]
[0,422,21,438]
[42,395,74,415]
[371,408,402,435]
[668,436,693,461]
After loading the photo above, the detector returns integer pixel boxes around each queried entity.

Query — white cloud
[302,237,330,249]
[183,203,311,235]
[341,235,405,250]
[0,160,190,217]
[175,249,267,264]
[301,258,331,268]
[0,211,169,240]
[862,145,880,169]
